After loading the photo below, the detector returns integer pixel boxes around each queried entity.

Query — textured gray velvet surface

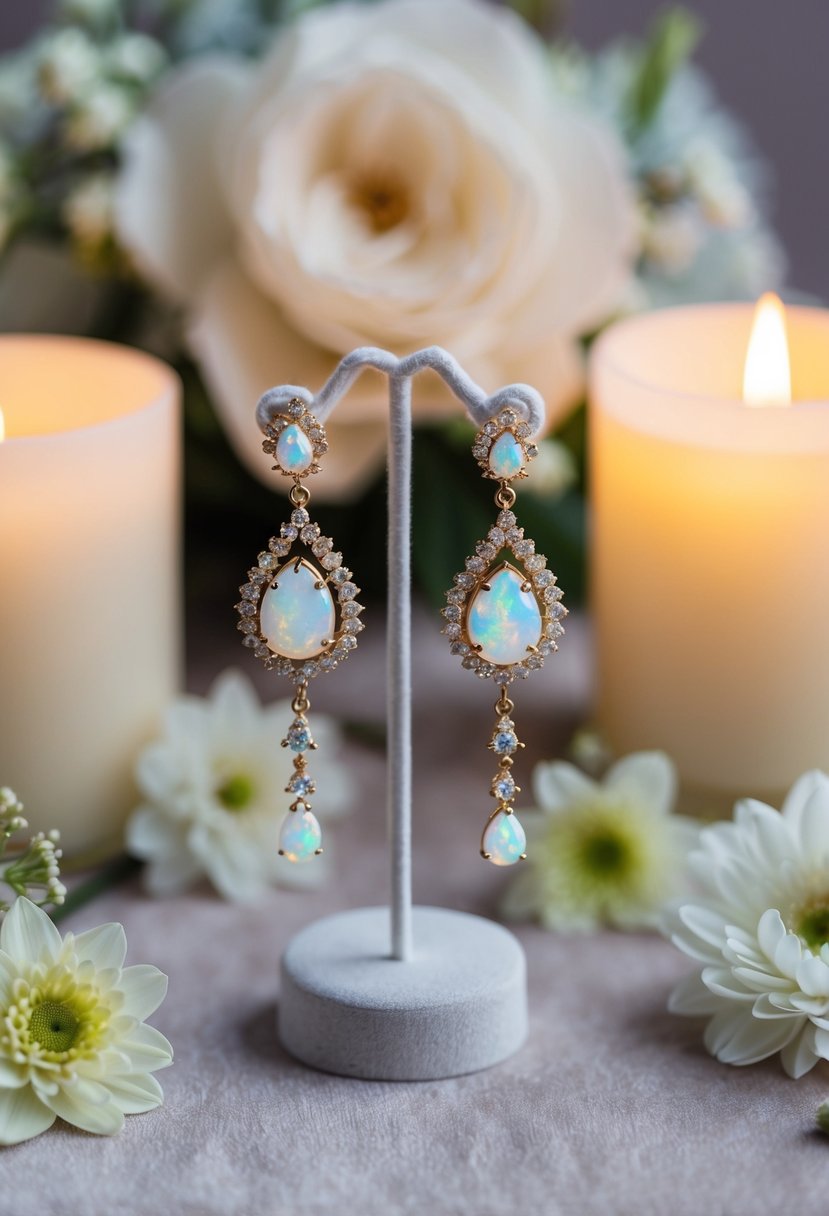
[3,615,828,1215]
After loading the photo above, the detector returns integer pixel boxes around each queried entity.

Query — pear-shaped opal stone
[260,559,335,659]
[488,432,524,480]
[276,424,314,474]
[467,564,542,665]
[279,806,322,862]
[483,810,526,866]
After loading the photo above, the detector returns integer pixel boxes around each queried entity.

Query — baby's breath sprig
[0,787,66,914]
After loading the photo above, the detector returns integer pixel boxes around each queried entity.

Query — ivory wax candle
[0,336,181,857]
[590,300,829,810]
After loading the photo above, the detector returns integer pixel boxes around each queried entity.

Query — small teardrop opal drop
[276,424,314,474]
[488,432,524,479]
[466,564,542,665]
[260,559,335,659]
[279,806,322,862]
[483,810,526,866]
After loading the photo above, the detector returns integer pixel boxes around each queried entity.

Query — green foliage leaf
[627,6,703,135]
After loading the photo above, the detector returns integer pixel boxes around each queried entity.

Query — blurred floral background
[0,0,806,619]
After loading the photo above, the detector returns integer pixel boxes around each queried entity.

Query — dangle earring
[441,408,567,866]
[234,398,365,862]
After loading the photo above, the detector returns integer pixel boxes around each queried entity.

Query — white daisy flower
[0,897,171,1145]
[127,668,353,902]
[665,771,829,1078]
[501,751,698,932]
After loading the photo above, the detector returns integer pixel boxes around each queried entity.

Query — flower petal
[115,56,249,303]
[0,1085,56,1145]
[796,953,829,998]
[795,784,829,859]
[700,966,755,1002]
[119,1022,174,1073]
[0,897,62,966]
[712,1011,801,1066]
[189,259,389,502]
[71,922,127,972]
[0,1058,28,1087]
[532,761,596,815]
[757,908,786,960]
[773,931,803,980]
[44,1085,125,1136]
[781,770,829,829]
[603,751,676,817]
[752,993,799,1019]
[118,965,169,1021]
[780,1022,820,1078]
[667,970,724,1017]
[677,905,729,951]
[102,1072,164,1115]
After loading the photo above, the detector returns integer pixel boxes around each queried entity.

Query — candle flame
[743,292,792,407]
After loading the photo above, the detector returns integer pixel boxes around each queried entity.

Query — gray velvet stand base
[278,905,528,1080]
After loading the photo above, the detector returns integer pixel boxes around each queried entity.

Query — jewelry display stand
[257,347,545,1080]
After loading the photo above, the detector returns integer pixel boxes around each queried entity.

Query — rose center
[350,174,409,233]
[218,773,256,812]
[580,830,630,876]
[29,1000,81,1053]
[796,903,829,949]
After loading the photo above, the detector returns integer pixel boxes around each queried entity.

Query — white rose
[116,0,635,499]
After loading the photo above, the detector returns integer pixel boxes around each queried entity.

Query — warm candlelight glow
[743,291,792,407]
[0,407,5,443]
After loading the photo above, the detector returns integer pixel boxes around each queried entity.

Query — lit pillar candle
[590,297,829,810]
[0,336,181,857]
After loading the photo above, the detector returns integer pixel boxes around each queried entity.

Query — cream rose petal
[189,259,389,500]
[115,56,249,304]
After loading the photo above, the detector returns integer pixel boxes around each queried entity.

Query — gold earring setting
[235,398,365,862]
[441,407,567,865]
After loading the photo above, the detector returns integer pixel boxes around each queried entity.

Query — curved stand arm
[255,347,547,961]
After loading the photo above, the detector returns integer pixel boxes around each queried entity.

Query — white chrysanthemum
[501,752,698,932]
[665,771,829,1078]
[127,668,353,902]
[0,898,171,1145]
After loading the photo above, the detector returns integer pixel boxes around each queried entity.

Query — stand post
[387,370,413,962]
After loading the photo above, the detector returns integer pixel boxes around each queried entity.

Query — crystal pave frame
[234,397,365,864]
[441,406,567,866]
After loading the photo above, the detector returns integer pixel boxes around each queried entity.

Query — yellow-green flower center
[797,903,829,950]
[28,1000,80,1053]
[218,773,255,811]
[580,830,631,876]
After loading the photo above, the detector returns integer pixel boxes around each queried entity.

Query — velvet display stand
[255,347,546,1079]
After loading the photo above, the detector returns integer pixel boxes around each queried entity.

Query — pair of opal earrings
[235,400,565,866]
